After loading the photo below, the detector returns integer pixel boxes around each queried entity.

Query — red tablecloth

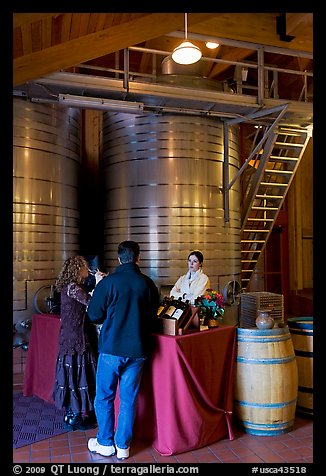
[129,326,236,455]
[23,314,236,455]
[23,313,60,402]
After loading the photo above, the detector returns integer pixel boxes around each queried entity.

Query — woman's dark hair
[187,250,204,265]
[118,240,140,264]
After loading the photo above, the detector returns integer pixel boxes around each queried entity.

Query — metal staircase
[240,124,311,291]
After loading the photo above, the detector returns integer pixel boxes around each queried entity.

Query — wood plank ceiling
[13,12,313,100]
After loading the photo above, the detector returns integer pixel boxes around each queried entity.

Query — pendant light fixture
[171,13,202,65]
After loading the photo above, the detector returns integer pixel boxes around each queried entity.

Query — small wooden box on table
[155,306,200,335]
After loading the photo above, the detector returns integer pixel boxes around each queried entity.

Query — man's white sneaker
[87,438,115,457]
[116,446,130,460]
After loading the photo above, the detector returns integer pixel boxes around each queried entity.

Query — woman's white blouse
[169,269,210,304]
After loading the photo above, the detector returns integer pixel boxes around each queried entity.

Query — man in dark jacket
[86,240,159,460]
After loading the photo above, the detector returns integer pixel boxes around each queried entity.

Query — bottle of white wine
[162,297,178,319]
[176,299,192,327]
[157,296,172,317]
[171,297,188,320]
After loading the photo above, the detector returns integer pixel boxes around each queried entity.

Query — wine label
[172,308,184,320]
[157,305,164,316]
[165,305,176,317]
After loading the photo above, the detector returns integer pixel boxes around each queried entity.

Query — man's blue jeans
[94,353,146,448]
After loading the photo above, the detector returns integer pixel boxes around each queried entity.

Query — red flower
[195,289,225,318]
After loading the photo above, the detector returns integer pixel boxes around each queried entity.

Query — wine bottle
[170,297,184,320]
[172,298,191,321]
[162,297,179,319]
[157,296,172,317]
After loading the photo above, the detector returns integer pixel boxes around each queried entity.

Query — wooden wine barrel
[234,326,298,436]
[287,317,313,416]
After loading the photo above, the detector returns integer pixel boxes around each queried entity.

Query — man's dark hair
[118,240,140,264]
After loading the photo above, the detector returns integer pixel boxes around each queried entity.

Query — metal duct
[102,112,241,322]
[161,56,206,76]
[158,56,225,91]
[13,98,81,324]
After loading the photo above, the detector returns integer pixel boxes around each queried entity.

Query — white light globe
[171,41,202,65]
[206,41,219,49]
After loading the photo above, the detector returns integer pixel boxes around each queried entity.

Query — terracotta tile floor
[13,389,313,465]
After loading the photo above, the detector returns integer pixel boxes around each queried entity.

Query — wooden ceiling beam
[190,13,312,53]
[13,13,214,86]
[285,13,312,35]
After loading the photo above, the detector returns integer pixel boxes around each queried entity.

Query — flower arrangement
[195,289,225,325]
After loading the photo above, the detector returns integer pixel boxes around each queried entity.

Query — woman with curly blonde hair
[52,255,98,431]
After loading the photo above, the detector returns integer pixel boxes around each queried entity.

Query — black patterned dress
[52,282,98,414]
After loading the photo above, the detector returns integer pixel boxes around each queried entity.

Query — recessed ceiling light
[206,41,219,49]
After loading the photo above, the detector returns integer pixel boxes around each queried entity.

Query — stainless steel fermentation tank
[12,60,242,324]
[13,98,81,324]
[102,112,242,323]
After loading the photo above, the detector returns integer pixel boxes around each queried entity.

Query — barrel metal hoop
[236,356,295,364]
[234,398,297,408]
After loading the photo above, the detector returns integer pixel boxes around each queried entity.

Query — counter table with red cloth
[23,314,236,455]
[127,326,236,455]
